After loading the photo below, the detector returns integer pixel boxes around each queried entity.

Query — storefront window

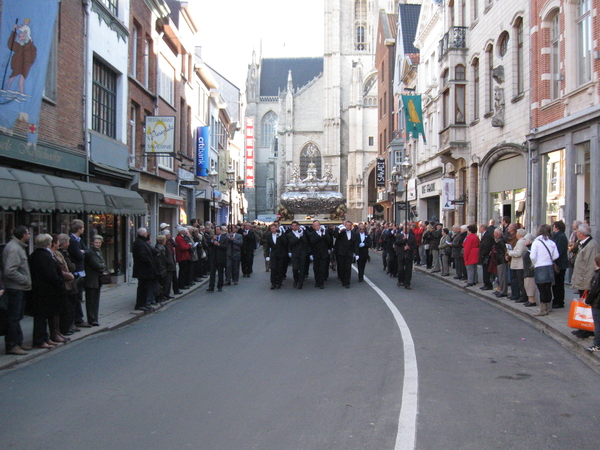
[88,214,125,275]
[60,214,78,235]
[0,211,15,245]
[30,213,52,239]
[543,149,565,224]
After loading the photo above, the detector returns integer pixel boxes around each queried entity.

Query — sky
[193,0,325,90]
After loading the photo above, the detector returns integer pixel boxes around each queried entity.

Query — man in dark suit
[395,224,418,289]
[68,219,89,327]
[334,220,359,288]
[286,221,309,289]
[240,222,258,278]
[479,223,495,290]
[207,226,229,292]
[308,220,333,289]
[132,227,159,311]
[265,223,288,289]
[355,223,372,282]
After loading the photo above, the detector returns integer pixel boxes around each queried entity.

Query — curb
[0,278,209,371]
[413,265,600,375]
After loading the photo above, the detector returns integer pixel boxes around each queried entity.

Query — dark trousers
[178,260,190,287]
[73,277,85,323]
[482,263,493,288]
[162,271,174,297]
[33,315,50,347]
[382,249,388,270]
[313,256,329,286]
[398,256,414,287]
[513,269,527,302]
[537,282,553,303]
[357,255,367,281]
[85,287,100,324]
[337,254,353,286]
[187,260,196,286]
[209,262,225,289]
[226,255,241,283]
[291,254,306,287]
[147,280,159,305]
[509,267,520,299]
[387,251,397,276]
[552,269,566,306]
[3,288,25,351]
[60,292,78,334]
[135,278,152,309]
[241,251,254,275]
[270,256,284,286]
[455,257,466,278]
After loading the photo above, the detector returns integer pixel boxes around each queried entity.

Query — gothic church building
[245,1,400,222]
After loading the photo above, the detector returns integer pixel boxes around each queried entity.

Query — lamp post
[226,165,235,225]
[208,169,218,224]
[390,166,400,224]
[236,176,245,222]
[400,156,413,230]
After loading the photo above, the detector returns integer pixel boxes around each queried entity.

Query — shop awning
[0,167,22,210]
[43,174,85,213]
[98,185,147,216]
[72,180,109,214]
[9,169,55,212]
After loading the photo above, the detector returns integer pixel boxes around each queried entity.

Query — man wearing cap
[160,222,170,231]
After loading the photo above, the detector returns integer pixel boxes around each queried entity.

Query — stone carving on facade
[492,86,505,127]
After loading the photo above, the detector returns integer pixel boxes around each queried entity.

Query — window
[261,111,278,147]
[473,58,480,120]
[92,58,117,139]
[473,0,479,21]
[158,56,174,105]
[455,64,465,80]
[131,26,138,78]
[498,32,509,57]
[300,144,322,179]
[550,13,560,99]
[516,18,524,95]
[44,22,58,101]
[576,0,592,86]
[100,0,118,16]
[0,211,15,245]
[456,84,466,123]
[369,136,374,146]
[544,149,565,224]
[355,0,367,51]
[129,104,137,167]
[143,38,150,89]
[441,69,450,128]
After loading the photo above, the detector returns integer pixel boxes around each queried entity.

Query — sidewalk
[1,277,209,371]
[412,263,600,374]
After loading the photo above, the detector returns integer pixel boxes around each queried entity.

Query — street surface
[1,252,600,450]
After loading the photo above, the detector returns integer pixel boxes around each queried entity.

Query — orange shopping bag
[568,291,595,331]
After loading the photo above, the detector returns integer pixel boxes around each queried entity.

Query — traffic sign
[180,180,200,185]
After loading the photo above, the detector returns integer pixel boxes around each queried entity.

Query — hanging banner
[145,116,175,153]
[0,0,60,145]
[376,157,386,187]
[245,117,254,188]
[195,126,210,177]
[442,177,455,210]
[402,95,426,143]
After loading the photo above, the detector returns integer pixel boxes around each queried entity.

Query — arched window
[299,143,322,179]
[515,18,524,95]
[487,45,494,113]
[472,58,480,120]
[355,0,367,51]
[455,65,466,124]
[549,12,560,99]
[498,31,509,57]
[261,111,278,147]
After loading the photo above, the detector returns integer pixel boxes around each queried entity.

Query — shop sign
[138,173,165,194]
[145,116,175,154]
[418,180,439,198]
[245,118,254,188]
[376,158,386,187]
[407,178,416,201]
[195,126,210,177]
[442,178,455,210]
[0,133,87,173]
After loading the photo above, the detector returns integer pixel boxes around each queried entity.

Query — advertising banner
[145,116,175,153]
[376,158,386,187]
[0,0,60,145]
[442,177,456,210]
[245,117,254,188]
[195,126,209,177]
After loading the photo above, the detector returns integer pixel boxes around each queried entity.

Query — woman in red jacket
[175,228,191,289]
[463,224,480,287]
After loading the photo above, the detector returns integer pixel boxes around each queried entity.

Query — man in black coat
[334,220,359,288]
[240,222,258,278]
[355,223,372,282]
[551,220,569,308]
[206,226,229,292]
[395,225,418,289]
[265,223,288,289]
[308,220,333,288]
[68,219,88,327]
[286,221,309,289]
[478,223,495,290]
[132,228,158,311]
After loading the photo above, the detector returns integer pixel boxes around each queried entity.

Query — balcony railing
[439,27,467,60]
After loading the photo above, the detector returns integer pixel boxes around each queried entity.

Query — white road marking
[353,266,419,450]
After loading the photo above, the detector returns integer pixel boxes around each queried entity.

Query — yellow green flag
[402,95,426,143]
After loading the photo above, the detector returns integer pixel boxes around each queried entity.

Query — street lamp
[208,169,218,224]
[399,156,413,230]
[390,166,400,224]
[226,165,235,225]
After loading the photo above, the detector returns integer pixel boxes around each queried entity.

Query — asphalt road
[1,251,600,450]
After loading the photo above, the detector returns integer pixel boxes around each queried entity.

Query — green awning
[9,169,55,212]
[72,180,109,214]
[97,185,147,216]
[43,174,85,213]
[0,167,22,210]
